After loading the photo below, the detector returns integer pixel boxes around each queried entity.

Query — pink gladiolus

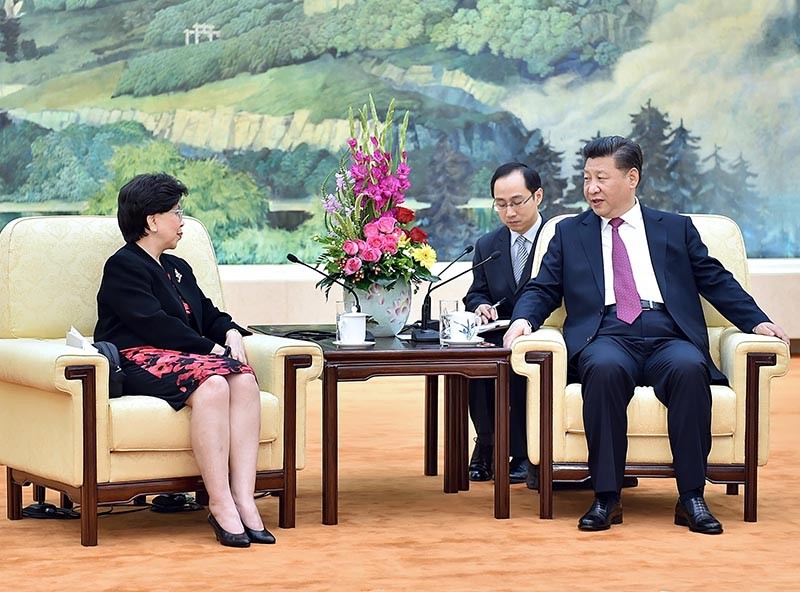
[342,239,359,256]
[362,247,381,263]
[377,216,396,234]
[347,138,357,149]
[343,257,362,275]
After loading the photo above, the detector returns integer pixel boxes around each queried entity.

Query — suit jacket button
[586,336,592,342]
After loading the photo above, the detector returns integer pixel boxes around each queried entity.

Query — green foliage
[16,121,152,203]
[116,41,226,96]
[0,114,49,195]
[432,0,652,77]
[216,208,325,265]
[118,0,458,97]
[33,0,129,10]
[226,144,338,203]
[86,141,269,245]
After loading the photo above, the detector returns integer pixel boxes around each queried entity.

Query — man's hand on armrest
[753,321,790,345]
[503,318,532,348]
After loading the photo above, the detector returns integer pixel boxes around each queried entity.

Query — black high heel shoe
[243,524,276,544]
[207,514,250,548]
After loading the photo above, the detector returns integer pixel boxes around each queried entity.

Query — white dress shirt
[510,213,542,282]
[600,199,664,306]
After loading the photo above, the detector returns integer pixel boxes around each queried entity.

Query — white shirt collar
[600,198,642,231]
[509,213,542,244]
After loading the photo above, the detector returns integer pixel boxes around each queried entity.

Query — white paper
[476,319,511,334]
[66,326,98,352]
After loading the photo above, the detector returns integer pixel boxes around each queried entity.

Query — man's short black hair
[582,136,643,181]
[490,162,542,198]
[117,173,188,243]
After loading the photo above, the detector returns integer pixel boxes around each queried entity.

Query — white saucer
[332,340,376,348]
[442,336,484,347]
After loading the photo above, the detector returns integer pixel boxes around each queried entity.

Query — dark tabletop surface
[248,324,508,355]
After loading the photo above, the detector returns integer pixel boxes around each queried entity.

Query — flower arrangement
[314,96,437,294]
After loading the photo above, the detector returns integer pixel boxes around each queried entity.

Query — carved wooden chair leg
[726,484,739,495]
[6,469,22,520]
[61,493,74,509]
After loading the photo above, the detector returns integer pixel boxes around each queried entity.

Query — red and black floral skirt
[119,347,256,411]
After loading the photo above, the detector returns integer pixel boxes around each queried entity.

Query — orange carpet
[1,359,798,591]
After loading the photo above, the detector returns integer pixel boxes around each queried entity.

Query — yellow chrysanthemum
[411,244,437,270]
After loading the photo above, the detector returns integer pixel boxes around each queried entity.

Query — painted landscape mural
[0,0,797,262]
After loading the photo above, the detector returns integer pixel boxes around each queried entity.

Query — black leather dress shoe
[207,514,250,548]
[578,498,623,531]
[674,497,723,534]
[468,440,493,482]
[244,524,277,544]
[509,457,530,484]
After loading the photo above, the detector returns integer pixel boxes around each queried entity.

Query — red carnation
[395,206,415,224]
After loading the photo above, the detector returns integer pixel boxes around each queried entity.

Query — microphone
[411,249,502,342]
[417,245,474,337]
[286,253,362,313]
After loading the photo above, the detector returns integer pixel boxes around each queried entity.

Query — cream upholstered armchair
[0,216,323,546]
[511,214,790,521]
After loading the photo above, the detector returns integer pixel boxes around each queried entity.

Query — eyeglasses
[166,206,184,219]
[492,194,534,212]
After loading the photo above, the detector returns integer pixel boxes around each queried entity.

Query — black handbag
[91,341,126,397]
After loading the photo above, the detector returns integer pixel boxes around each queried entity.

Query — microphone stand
[286,253,362,312]
[411,250,501,342]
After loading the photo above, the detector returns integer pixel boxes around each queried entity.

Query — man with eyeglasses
[463,162,545,487]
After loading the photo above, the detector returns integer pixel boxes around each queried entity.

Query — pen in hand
[489,297,507,311]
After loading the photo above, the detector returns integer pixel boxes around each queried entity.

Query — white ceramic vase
[344,280,412,337]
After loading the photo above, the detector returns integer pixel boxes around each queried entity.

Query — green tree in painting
[629,99,670,209]
[86,141,269,244]
[663,119,701,213]
[0,112,48,195]
[16,122,152,203]
[525,136,573,217]
[695,145,742,221]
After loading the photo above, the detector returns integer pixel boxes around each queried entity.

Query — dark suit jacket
[511,206,770,382]
[464,221,545,323]
[94,242,248,353]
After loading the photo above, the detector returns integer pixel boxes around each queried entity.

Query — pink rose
[343,257,362,275]
[382,234,398,254]
[363,221,380,238]
[366,234,385,250]
[377,216,396,234]
[342,239,359,256]
[355,239,368,255]
[361,247,382,263]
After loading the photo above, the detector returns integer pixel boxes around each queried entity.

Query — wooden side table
[249,325,512,525]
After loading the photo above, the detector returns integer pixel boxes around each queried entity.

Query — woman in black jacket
[95,173,273,548]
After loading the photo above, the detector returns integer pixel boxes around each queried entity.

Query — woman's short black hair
[117,173,188,243]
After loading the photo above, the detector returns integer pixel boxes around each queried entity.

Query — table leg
[424,376,438,476]
[322,364,339,525]
[443,376,458,494]
[456,376,470,492]
[494,361,510,519]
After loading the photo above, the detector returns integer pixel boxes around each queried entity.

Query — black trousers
[468,369,527,458]
[574,310,712,495]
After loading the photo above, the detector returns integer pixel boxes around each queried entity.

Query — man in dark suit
[464,162,544,485]
[504,136,789,534]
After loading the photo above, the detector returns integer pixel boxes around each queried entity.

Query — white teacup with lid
[337,306,368,344]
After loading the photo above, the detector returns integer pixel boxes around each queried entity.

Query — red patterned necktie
[609,217,642,324]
